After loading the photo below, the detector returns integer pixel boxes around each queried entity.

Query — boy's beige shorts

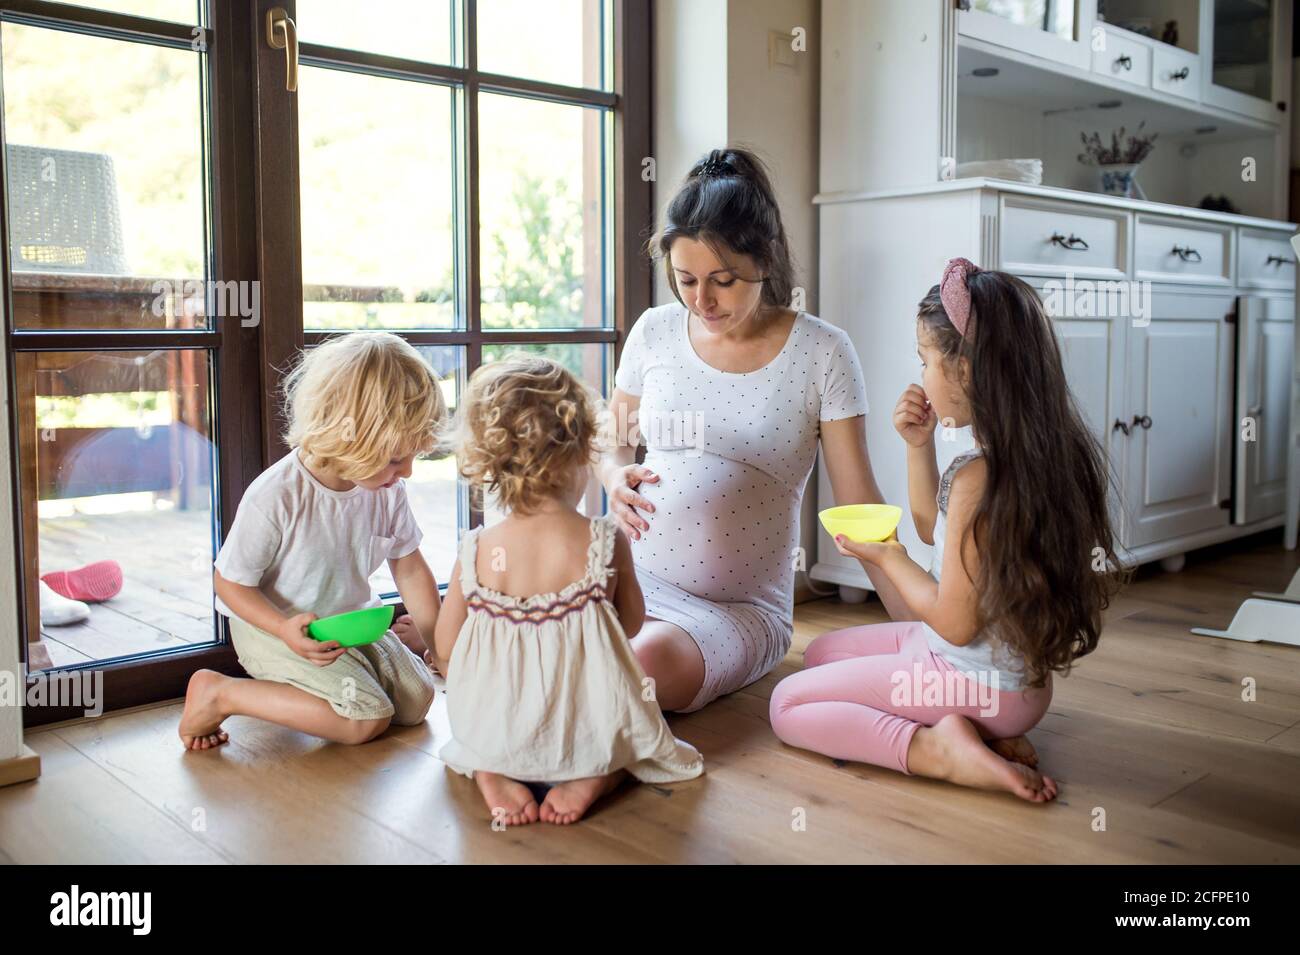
[227,616,436,723]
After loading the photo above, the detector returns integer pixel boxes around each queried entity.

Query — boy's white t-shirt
[213,449,423,620]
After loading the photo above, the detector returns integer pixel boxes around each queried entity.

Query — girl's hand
[603,464,659,541]
[278,612,346,667]
[833,531,907,567]
[893,384,937,447]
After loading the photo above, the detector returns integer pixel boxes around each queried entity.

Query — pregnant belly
[632,450,798,606]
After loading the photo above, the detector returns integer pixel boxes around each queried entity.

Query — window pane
[477,0,609,90]
[297,0,456,64]
[2,24,208,329]
[479,343,610,524]
[367,346,463,595]
[479,94,610,330]
[299,66,457,330]
[45,0,199,22]
[17,349,218,669]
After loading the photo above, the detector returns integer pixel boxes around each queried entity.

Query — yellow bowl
[818,504,903,543]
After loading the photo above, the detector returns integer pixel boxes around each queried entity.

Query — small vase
[1098,163,1146,200]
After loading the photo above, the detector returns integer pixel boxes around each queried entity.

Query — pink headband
[940,257,977,336]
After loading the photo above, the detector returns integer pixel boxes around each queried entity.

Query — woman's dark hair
[650,146,795,310]
[917,269,1128,687]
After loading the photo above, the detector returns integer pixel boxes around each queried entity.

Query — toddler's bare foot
[909,715,1057,803]
[475,771,539,826]
[988,734,1038,767]
[178,669,230,751]
[540,771,626,825]
[391,614,427,658]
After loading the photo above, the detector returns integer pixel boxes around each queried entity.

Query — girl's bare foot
[988,734,1038,767]
[908,714,1057,803]
[475,771,539,826]
[540,771,626,825]
[179,669,231,752]
[391,614,427,658]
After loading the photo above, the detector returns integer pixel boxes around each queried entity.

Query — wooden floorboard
[3,529,1298,863]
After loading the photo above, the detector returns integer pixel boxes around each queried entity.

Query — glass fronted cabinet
[958,0,1099,70]
[1202,0,1289,121]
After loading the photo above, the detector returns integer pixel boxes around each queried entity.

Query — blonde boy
[180,332,446,749]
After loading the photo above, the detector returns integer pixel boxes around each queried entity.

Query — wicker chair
[7,143,129,274]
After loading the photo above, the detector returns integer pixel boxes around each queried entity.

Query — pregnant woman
[597,147,907,713]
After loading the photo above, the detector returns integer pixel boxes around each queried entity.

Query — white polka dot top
[614,303,869,621]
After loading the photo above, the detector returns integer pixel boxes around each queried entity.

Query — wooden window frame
[2,0,652,725]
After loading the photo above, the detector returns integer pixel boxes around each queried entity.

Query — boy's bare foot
[391,614,427,658]
[540,771,626,825]
[987,734,1038,767]
[908,714,1057,803]
[179,669,231,752]
[475,771,539,826]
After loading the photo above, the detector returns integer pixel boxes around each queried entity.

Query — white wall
[652,0,824,598]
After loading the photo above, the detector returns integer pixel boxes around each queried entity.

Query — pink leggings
[769,621,1052,774]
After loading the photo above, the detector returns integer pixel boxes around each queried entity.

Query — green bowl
[307,605,395,648]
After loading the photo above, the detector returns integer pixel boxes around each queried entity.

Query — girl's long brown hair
[918,269,1127,686]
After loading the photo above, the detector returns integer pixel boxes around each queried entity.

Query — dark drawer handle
[1050,232,1090,250]
[1130,413,1153,430]
[1172,245,1202,262]
[1266,254,1295,266]
[1113,418,1131,436]
[1169,66,1190,80]
[1115,54,1132,70]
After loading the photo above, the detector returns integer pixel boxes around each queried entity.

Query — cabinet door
[1235,295,1295,523]
[1201,0,1292,123]
[1052,314,1127,543]
[1123,293,1235,547]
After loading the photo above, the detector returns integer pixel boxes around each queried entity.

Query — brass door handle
[267,7,299,92]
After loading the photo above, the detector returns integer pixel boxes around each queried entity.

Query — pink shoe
[41,560,123,603]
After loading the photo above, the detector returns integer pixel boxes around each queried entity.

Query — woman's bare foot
[987,734,1038,767]
[540,771,626,825]
[475,771,539,826]
[908,714,1057,803]
[179,669,231,752]
[391,614,427,658]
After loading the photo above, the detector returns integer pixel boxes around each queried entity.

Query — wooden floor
[4,530,1299,864]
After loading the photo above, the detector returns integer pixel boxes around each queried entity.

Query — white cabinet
[811,180,1295,587]
[1201,0,1291,122]
[1235,295,1296,522]
[1120,293,1236,547]
[959,0,1097,71]
[1051,308,1129,541]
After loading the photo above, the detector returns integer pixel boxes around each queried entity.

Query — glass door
[1201,0,1288,121]
[1,0,263,723]
[253,0,649,598]
[4,0,651,723]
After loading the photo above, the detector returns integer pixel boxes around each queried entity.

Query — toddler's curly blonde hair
[447,354,603,515]
[282,332,447,480]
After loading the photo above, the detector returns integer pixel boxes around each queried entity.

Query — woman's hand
[833,530,908,568]
[893,384,937,447]
[603,464,659,541]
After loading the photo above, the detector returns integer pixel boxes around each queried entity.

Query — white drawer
[1134,216,1231,284]
[1237,229,1297,289]
[1000,198,1127,278]
[1151,45,1198,102]
[1091,28,1151,89]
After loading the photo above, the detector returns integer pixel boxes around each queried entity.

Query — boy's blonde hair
[446,354,603,515]
[282,332,447,480]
